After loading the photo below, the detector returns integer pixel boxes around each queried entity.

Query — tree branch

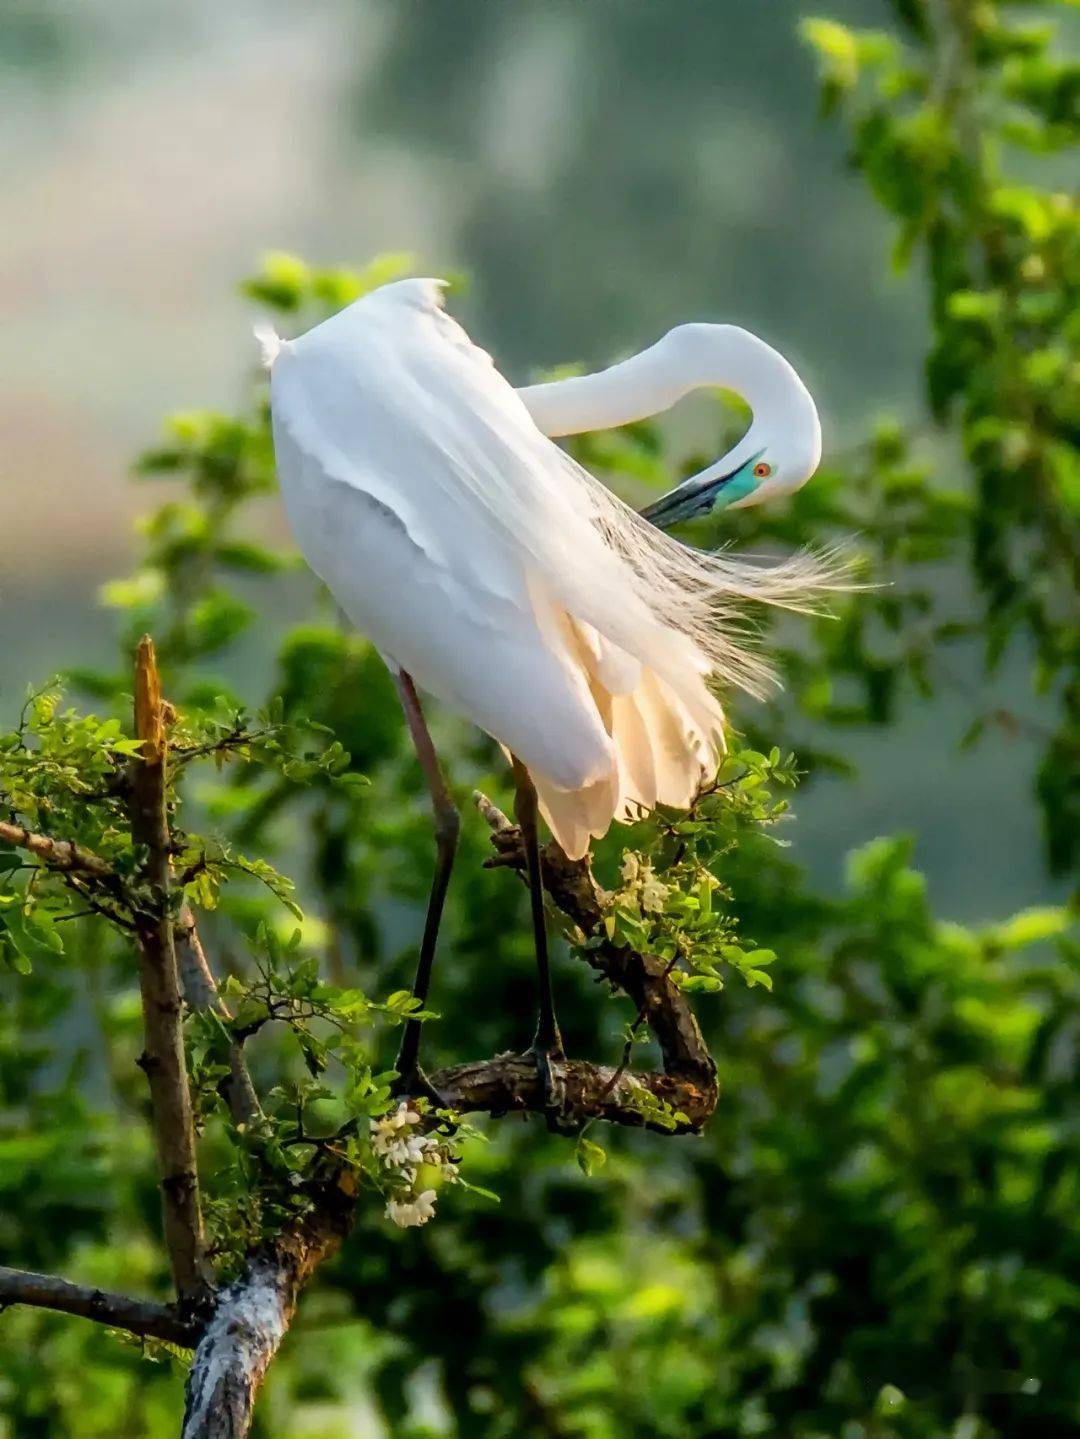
[176,906,262,1128]
[4,735,720,1439]
[177,789,720,1432]
[432,1050,715,1131]
[0,821,115,881]
[476,791,715,1081]
[422,794,718,1132]
[128,636,210,1304]
[175,790,719,1435]
[181,1179,355,1439]
[0,1264,197,1347]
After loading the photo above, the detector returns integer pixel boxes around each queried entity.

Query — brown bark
[128,636,209,1304]
[176,906,262,1128]
[432,1049,715,1130]
[0,820,114,880]
[180,1182,355,1439]
[0,1264,197,1347]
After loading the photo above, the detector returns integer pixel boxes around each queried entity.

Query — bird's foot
[530,1039,576,1135]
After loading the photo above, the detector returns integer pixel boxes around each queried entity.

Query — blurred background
[1,0,1057,920]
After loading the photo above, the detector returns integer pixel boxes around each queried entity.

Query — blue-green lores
[642,448,766,526]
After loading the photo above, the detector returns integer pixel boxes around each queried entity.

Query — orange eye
[753,461,772,479]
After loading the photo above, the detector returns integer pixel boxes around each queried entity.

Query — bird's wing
[269,280,559,627]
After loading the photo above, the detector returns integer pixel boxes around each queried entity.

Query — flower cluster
[371,1102,457,1228]
[620,851,672,913]
[385,1189,437,1228]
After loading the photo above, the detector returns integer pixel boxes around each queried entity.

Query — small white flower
[620,853,641,884]
[372,1102,423,1158]
[386,1189,438,1228]
[640,871,670,912]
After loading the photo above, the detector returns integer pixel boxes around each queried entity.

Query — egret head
[706,346,822,511]
[709,410,822,513]
[639,324,822,529]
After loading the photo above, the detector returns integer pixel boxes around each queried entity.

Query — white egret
[260,278,829,1104]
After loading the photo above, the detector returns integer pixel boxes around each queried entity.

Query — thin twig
[176,906,262,1128]
[594,953,681,1105]
[63,875,138,932]
[171,730,263,765]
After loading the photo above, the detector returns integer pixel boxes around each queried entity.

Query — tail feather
[609,689,658,813]
[534,770,620,861]
[628,669,722,811]
[530,589,725,857]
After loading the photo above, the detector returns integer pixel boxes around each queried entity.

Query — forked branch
[180,1177,356,1439]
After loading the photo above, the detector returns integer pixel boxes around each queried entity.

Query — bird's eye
[753,461,772,479]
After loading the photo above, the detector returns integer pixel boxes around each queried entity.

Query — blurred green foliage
[801,0,1080,875]
[2,1,1080,1436]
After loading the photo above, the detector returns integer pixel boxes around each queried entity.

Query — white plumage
[265,278,830,858]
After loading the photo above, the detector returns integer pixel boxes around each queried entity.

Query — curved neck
[516,323,807,439]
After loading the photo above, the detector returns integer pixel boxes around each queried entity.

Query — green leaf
[0,904,64,971]
[875,1385,907,1417]
[987,907,1072,951]
[800,18,859,90]
[109,738,150,757]
[99,570,165,610]
[576,1136,607,1177]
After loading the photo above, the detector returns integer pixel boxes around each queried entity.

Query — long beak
[639,467,739,529]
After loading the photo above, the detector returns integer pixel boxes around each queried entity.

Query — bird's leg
[510,757,567,1127]
[391,671,459,1106]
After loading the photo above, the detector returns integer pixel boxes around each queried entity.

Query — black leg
[392,671,460,1098]
[511,758,566,1124]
